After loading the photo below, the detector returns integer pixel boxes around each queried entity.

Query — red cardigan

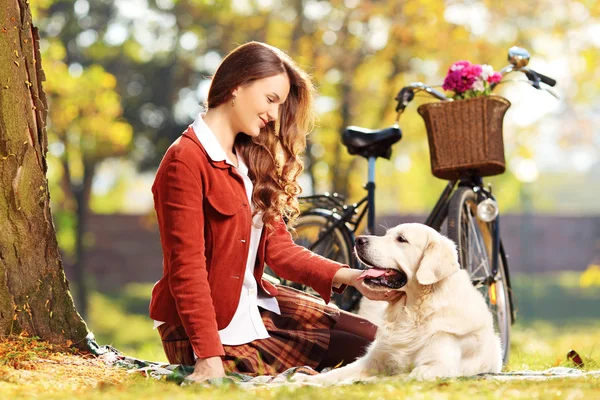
[149,127,348,359]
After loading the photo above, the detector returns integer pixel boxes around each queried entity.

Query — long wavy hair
[206,42,315,229]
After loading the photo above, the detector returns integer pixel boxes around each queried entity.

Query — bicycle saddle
[342,125,402,160]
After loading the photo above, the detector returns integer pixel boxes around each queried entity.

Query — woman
[149,41,403,383]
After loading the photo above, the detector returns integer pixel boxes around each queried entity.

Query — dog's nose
[355,236,368,247]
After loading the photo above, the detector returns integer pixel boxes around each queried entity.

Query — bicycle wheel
[447,187,512,364]
[265,210,362,311]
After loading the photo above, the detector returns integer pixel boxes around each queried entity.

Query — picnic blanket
[88,339,600,387]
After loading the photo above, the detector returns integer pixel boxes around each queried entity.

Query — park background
[29,0,599,366]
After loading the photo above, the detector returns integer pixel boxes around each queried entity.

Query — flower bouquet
[417,60,511,180]
[442,61,503,99]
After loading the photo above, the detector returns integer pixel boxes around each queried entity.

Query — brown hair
[207,41,316,229]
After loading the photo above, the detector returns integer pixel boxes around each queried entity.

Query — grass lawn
[1,272,599,399]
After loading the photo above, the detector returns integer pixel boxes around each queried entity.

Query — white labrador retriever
[295,223,502,383]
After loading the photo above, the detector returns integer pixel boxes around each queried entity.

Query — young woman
[149,41,403,383]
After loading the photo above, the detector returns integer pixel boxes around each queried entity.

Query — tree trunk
[0,0,88,345]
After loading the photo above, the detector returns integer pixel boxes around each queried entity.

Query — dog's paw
[291,372,336,386]
[290,372,316,384]
[409,365,457,381]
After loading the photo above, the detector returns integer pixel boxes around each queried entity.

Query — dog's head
[355,223,460,290]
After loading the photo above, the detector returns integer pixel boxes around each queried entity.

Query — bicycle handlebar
[526,69,557,88]
[501,65,557,88]
[500,66,558,100]
[394,82,449,112]
[394,46,558,115]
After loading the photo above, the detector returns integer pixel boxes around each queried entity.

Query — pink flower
[448,60,471,73]
[443,70,475,93]
[488,72,502,84]
[463,64,482,79]
[472,78,485,92]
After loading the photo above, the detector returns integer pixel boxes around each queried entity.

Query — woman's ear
[415,236,460,285]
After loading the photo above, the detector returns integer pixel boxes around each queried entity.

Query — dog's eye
[396,235,408,244]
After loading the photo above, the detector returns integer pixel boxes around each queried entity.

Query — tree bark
[0,0,88,345]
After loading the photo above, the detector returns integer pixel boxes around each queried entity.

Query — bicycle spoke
[474,224,491,277]
[461,203,481,277]
[321,241,340,260]
[465,204,491,278]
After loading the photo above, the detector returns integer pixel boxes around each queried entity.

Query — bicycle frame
[300,170,509,289]
[299,156,376,251]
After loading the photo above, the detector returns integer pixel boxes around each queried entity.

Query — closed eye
[396,235,408,244]
[267,96,274,104]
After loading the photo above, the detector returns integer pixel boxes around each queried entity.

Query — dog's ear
[416,236,460,285]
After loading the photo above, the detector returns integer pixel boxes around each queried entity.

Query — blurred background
[30,0,599,363]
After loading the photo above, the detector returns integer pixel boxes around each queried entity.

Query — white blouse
[154,113,280,350]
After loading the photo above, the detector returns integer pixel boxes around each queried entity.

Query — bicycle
[265,47,557,364]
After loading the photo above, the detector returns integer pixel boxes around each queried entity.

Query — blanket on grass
[89,340,600,387]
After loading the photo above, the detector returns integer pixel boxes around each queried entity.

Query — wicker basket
[417,95,511,180]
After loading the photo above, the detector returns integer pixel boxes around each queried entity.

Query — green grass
[511,272,600,324]
[5,272,596,399]
[510,321,599,371]
[30,374,600,400]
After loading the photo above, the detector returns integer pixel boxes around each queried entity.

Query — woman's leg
[156,323,196,366]
[333,309,378,341]
[316,309,377,370]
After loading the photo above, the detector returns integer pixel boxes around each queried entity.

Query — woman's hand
[333,268,405,302]
[187,356,226,384]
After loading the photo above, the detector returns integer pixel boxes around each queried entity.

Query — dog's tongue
[357,268,388,281]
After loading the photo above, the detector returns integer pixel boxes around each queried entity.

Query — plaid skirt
[157,286,340,376]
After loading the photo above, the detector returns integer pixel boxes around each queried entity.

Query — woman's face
[232,72,290,137]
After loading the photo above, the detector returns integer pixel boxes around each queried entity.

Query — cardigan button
[240,239,246,243]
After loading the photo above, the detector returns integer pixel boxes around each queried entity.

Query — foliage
[23,0,600,328]
[28,0,600,221]
[42,39,133,256]
[44,60,132,162]
[580,264,600,288]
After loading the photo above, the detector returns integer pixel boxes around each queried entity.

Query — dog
[294,223,502,383]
